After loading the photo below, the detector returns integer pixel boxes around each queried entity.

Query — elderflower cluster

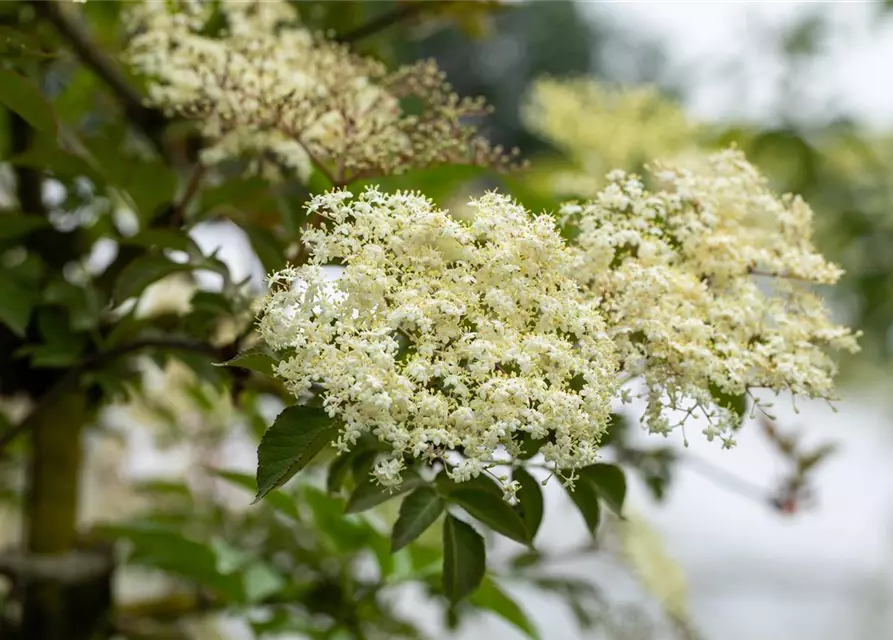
[523,77,697,197]
[562,149,859,444]
[258,188,617,490]
[124,0,517,184]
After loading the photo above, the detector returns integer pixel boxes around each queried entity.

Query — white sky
[589,1,893,129]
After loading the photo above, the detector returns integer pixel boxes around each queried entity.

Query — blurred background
[394,3,893,638]
[2,2,893,639]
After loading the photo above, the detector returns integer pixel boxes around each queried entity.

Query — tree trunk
[20,391,112,640]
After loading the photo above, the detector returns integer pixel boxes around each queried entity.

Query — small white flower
[258,188,618,494]
[372,457,405,488]
[566,148,858,442]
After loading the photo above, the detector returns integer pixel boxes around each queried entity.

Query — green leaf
[212,469,300,521]
[0,69,56,133]
[242,561,285,603]
[345,470,425,514]
[244,224,286,274]
[709,382,747,427]
[442,515,485,603]
[214,346,276,376]
[254,406,337,502]
[100,524,242,601]
[123,229,200,255]
[564,478,601,535]
[112,254,190,302]
[191,290,232,316]
[471,578,540,639]
[391,487,445,553]
[0,277,37,336]
[0,215,49,241]
[10,136,103,183]
[598,412,629,448]
[200,176,271,213]
[449,488,530,546]
[509,550,541,569]
[513,468,543,541]
[580,464,626,517]
[326,450,355,494]
[123,162,178,222]
[515,431,549,460]
[211,537,250,574]
[436,471,503,498]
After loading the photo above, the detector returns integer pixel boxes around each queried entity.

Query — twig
[336,3,440,44]
[171,164,207,228]
[0,338,222,454]
[681,453,775,506]
[618,445,778,510]
[29,0,167,155]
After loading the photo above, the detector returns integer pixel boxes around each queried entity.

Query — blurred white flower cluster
[258,150,857,492]
[562,149,859,446]
[523,77,698,197]
[258,188,618,490]
[124,0,517,184]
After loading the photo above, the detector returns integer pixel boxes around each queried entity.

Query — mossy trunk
[20,392,112,640]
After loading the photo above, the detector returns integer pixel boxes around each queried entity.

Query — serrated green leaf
[449,488,530,546]
[215,346,276,376]
[471,578,540,639]
[391,487,445,553]
[580,464,626,516]
[0,69,56,133]
[513,467,543,541]
[442,515,485,603]
[113,254,191,302]
[254,406,336,502]
[345,470,425,514]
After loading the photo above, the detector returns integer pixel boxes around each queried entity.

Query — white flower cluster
[562,149,860,445]
[522,77,697,197]
[258,189,617,488]
[124,0,517,184]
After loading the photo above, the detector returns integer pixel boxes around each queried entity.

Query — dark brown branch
[28,0,168,156]
[170,164,207,228]
[336,2,441,44]
[0,338,223,455]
